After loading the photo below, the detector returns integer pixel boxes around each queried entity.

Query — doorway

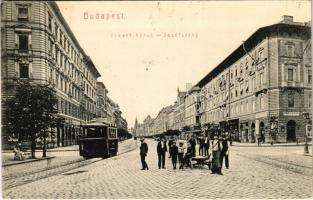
[287,120,296,142]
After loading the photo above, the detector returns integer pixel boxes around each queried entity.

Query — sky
[56,1,311,128]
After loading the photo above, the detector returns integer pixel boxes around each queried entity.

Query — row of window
[58,99,81,119]
[48,10,98,87]
[47,12,82,67]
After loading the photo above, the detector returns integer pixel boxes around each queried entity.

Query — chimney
[281,15,293,23]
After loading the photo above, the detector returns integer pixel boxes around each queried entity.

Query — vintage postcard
[1,0,312,199]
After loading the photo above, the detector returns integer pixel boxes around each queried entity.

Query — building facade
[197,16,311,143]
[1,1,127,148]
[96,81,108,118]
[184,86,201,133]
[135,16,311,143]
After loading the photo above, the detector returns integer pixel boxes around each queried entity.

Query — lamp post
[302,112,310,154]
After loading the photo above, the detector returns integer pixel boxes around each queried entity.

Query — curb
[2,140,137,167]
[3,156,56,167]
[2,149,78,153]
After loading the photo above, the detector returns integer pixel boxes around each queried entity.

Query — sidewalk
[2,145,79,165]
[2,139,136,166]
[2,145,79,154]
[231,141,313,157]
[231,141,312,147]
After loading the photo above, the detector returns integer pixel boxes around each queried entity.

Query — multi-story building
[142,115,153,137]
[184,86,201,133]
[153,106,173,135]
[197,16,311,143]
[165,106,175,131]
[1,1,127,148]
[82,57,101,123]
[173,89,186,131]
[96,81,108,118]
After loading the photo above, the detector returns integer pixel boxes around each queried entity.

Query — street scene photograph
[1,0,312,199]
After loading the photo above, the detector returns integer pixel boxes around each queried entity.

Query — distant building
[184,86,201,134]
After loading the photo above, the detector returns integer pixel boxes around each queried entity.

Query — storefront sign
[283,112,300,116]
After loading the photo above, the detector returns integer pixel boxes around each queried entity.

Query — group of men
[139,133,230,174]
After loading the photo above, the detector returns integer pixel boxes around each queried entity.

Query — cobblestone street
[2,139,137,191]
[2,139,312,199]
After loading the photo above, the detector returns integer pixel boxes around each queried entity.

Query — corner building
[197,16,311,143]
[1,1,100,147]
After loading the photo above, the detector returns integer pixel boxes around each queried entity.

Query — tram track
[235,152,313,177]
[3,140,138,190]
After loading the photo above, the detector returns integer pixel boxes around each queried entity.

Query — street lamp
[302,112,310,154]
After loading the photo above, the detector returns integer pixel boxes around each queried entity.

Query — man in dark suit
[203,134,210,157]
[157,137,167,169]
[198,134,205,156]
[170,141,178,169]
[189,135,196,157]
[140,138,149,170]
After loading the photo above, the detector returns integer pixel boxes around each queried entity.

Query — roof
[196,22,311,88]
[82,118,115,127]
[96,81,106,88]
[84,56,101,78]
[187,86,200,95]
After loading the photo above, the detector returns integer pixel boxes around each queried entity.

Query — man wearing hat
[139,138,149,170]
[170,141,178,169]
[157,137,167,169]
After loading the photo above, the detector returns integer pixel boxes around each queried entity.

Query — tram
[79,118,118,159]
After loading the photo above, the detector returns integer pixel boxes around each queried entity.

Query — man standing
[220,136,230,169]
[198,134,205,156]
[203,134,210,157]
[168,138,173,158]
[140,138,149,170]
[157,137,167,169]
[178,141,185,169]
[189,135,196,157]
[170,141,178,169]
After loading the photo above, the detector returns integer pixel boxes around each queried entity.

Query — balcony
[14,49,33,56]
[255,84,268,96]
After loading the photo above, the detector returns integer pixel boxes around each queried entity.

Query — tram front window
[86,127,104,138]
[108,128,117,139]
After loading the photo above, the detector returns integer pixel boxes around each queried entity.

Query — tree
[5,82,59,158]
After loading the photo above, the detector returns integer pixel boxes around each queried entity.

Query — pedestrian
[182,146,193,168]
[13,143,24,161]
[189,135,196,157]
[157,137,167,169]
[220,136,230,169]
[203,134,210,157]
[198,134,205,156]
[168,138,173,158]
[178,141,185,169]
[139,138,149,170]
[170,141,178,169]
[257,134,262,146]
[210,133,222,175]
